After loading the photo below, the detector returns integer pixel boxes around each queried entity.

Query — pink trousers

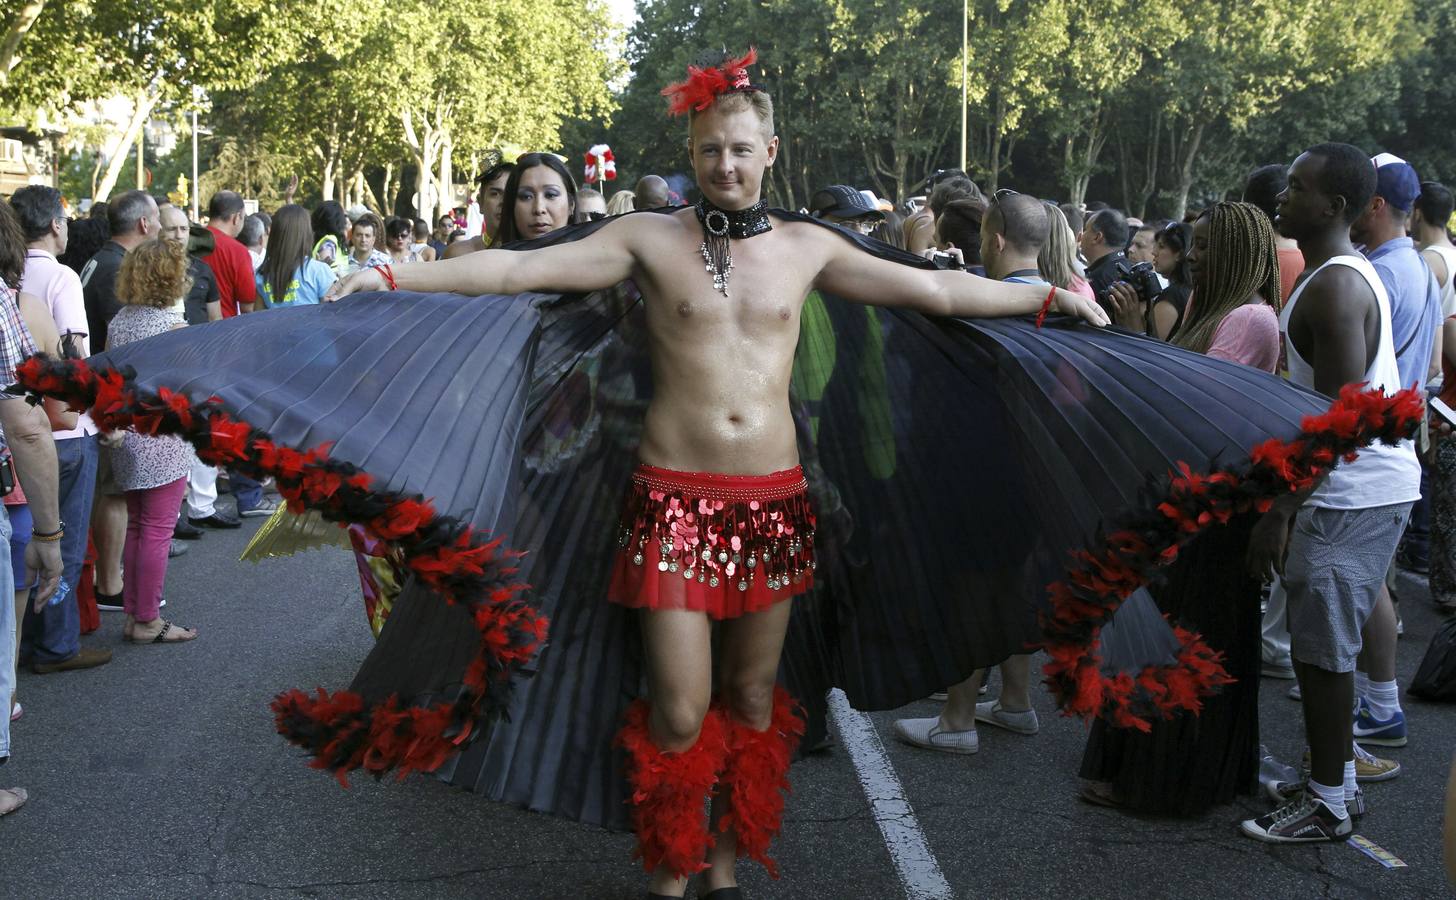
[123,477,186,622]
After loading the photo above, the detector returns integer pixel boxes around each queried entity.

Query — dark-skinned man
[1241,143,1419,844]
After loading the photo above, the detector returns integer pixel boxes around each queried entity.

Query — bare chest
[638,224,817,332]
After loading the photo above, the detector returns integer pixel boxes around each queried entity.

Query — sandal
[125,619,197,644]
[0,787,28,817]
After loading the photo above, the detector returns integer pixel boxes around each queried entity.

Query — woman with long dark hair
[1151,221,1195,338]
[489,153,578,247]
[257,205,337,308]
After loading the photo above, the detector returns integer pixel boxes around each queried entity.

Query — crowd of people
[0,80,1453,895]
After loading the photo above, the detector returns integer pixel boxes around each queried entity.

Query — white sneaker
[974,700,1039,735]
[891,716,979,755]
[1288,683,1302,701]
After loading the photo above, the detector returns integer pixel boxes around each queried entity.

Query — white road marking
[827,689,954,900]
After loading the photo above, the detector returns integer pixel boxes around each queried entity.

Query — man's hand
[1052,287,1110,328]
[1105,282,1145,331]
[25,539,63,611]
[1246,508,1294,583]
[283,174,299,202]
[324,267,386,303]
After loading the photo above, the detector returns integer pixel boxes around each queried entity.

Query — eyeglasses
[991,188,1020,206]
[587,211,606,221]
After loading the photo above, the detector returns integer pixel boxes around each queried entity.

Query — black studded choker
[694,199,772,296]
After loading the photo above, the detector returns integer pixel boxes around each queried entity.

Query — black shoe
[701,889,744,900]
[95,591,124,612]
[174,518,204,540]
[168,539,190,558]
[190,512,241,529]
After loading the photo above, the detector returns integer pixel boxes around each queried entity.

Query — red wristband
[378,264,397,291]
[1034,285,1056,329]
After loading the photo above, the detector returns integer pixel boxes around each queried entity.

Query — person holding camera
[1080,207,1131,308]
[925,197,988,276]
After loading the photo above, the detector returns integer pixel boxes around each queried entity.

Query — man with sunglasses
[808,184,885,235]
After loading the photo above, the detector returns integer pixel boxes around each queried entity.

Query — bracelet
[1034,285,1057,329]
[31,524,64,542]
[378,264,398,291]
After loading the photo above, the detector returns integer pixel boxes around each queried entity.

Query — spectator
[906,173,982,254]
[1080,207,1130,306]
[490,153,578,246]
[869,210,906,251]
[607,190,637,216]
[383,216,420,265]
[346,212,389,273]
[633,175,671,210]
[57,216,109,275]
[9,186,110,676]
[577,188,608,221]
[80,190,158,352]
[443,161,516,259]
[1240,142,1418,845]
[1244,164,1306,303]
[1127,223,1158,265]
[807,185,885,235]
[1038,200,1095,301]
[1140,221,1195,340]
[891,191,1050,757]
[200,191,256,317]
[1177,202,1282,371]
[311,201,350,276]
[1429,182,1456,614]
[429,214,453,258]
[1058,202,1085,240]
[87,200,109,222]
[104,239,198,645]
[0,200,68,815]
[409,219,437,262]
[933,198,987,276]
[158,205,221,325]
[239,213,267,272]
[257,205,338,308]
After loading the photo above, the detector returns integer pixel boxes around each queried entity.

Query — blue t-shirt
[256,259,338,309]
[1367,237,1441,392]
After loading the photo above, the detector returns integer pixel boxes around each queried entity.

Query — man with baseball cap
[1344,152,1443,753]
[808,184,885,234]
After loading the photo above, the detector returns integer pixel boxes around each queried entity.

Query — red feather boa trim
[1041,383,1424,731]
[11,355,548,785]
[662,48,759,116]
[615,700,729,877]
[717,687,804,879]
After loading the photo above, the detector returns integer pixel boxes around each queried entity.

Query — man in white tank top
[1241,143,1420,845]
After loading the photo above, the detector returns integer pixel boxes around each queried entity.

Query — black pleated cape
[54,212,1349,829]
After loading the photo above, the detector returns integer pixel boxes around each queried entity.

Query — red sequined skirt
[608,464,817,620]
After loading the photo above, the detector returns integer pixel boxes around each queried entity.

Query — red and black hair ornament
[662,48,763,116]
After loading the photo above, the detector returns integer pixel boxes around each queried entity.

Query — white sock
[1343,760,1358,800]
[1354,670,1370,701]
[1364,679,1401,720]
[1308,778,1347,819]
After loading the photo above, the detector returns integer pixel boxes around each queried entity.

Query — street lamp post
[191,109,200,220]
[960,0,968,173]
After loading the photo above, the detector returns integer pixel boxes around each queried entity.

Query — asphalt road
[4,496,1453,899]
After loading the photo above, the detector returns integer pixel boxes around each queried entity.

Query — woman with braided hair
[1177,200,1283,372]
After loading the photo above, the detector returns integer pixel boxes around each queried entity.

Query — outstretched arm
[813,229,1109,326]
[325,218,642,300]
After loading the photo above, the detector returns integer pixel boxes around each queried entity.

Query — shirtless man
[329,52,1106,899]
[442,161,515,259]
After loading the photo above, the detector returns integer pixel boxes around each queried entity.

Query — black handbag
[1409,615,1456,701]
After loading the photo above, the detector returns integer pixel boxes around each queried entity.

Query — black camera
[1106,259,1162,305]
[929,251,964,271]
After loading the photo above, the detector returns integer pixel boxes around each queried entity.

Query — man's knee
[724,678,776,728]
[650,695,710,749]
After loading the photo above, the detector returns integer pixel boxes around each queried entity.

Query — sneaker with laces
[890,716,979,755]
[1241,792,1352,843]
[238,497,280,518]
[974,700,1039,735]
[1266,780,1366,819]
[1298,744,1400,782]
[1352,698,1407,747]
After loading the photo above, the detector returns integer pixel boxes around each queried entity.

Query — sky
[606,0,637,28]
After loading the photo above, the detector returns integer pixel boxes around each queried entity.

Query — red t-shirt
[203,226,257,318]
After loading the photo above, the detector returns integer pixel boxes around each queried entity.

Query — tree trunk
[435,134,453,225]
[0,0,46,84]
[94,89,158,202]
[380,162,393,214]
[1170,119,1206,221]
